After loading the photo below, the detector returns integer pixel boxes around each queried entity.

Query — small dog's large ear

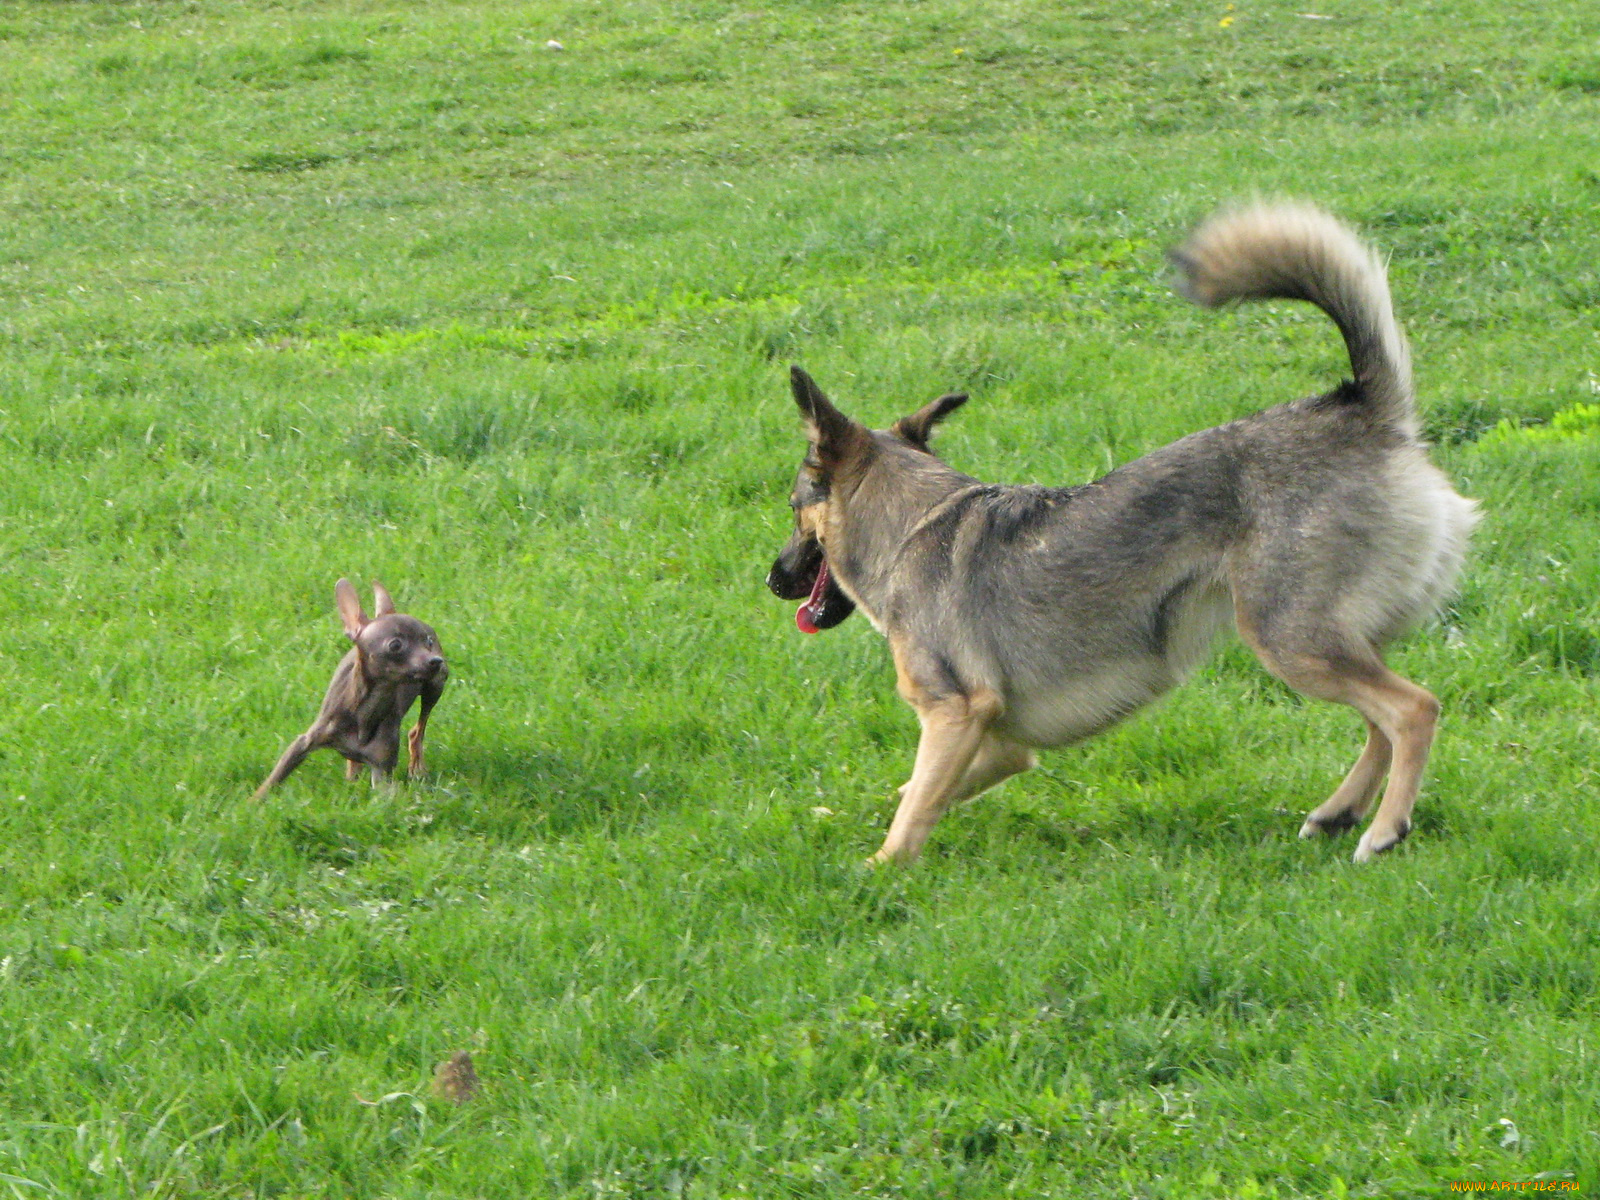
[891,392,968,453]
[335,578,368,641]
[790,366,856,458]
[371,581,396,618]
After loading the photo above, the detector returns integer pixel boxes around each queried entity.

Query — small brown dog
[253,579,447,799]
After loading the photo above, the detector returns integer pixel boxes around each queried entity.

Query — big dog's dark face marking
[767,443,856,633]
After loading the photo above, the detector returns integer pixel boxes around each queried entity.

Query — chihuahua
[253,579,447,800]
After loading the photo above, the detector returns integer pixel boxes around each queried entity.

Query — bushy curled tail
[1171,203,1415,436]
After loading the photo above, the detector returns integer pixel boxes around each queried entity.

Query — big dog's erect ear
[890,392,968,453]
[790,366,858,458]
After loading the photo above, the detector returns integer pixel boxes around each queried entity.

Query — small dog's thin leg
[1300,719,1391,838]
[253,733,318,800]
[366,736,399,789]
[406,719,428,778]
[361,723,403,790]
[407,681,443,779]
[345,758,362,782]
[872,691,1001,864]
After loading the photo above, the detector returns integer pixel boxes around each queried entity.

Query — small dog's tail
[1171,203,1414,435]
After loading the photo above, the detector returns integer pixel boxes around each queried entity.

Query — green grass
[2,0,1600,1195]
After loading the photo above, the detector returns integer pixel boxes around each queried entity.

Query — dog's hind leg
[1299,719,1391,839]
[872,689,1003,865]
[1345,675,1438,862]
[1242,624,1438,862]
[253,731,320,800]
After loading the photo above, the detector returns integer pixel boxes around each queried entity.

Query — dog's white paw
[1300,809,1364,840]
[1352,821,1410,863]
[865,845,916,868]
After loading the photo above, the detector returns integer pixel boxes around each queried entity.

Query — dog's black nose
[426,655,444,671]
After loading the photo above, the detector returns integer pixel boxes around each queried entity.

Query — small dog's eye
[387,637,405,655]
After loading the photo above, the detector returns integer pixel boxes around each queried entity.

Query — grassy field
[2,0,1600,1195]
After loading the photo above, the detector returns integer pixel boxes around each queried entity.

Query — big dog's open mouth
[794,558,855,633]
[796,560,831,633]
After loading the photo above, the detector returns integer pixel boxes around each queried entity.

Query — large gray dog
[768,203,1478,865]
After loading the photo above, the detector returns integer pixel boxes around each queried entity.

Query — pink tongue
[796,561,830,634]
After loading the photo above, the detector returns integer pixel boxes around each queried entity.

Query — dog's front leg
[361,727,401,787]
[407,677,445,779]
[894,734,1036,805]
[873,689,1002,865]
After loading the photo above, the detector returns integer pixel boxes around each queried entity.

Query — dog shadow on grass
[256,740,686,868]
[937,778,1416,874]
[429,742,694,842]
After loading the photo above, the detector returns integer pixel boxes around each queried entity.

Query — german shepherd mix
[767,204,1478,865]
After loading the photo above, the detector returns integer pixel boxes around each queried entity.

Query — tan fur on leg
[1241,618,1436,863]
[1300,719,1391,838]
[872,689,1003,864]
[948,734,1036,805]
[894,736,1035,808]
[1347,676,1438,862]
